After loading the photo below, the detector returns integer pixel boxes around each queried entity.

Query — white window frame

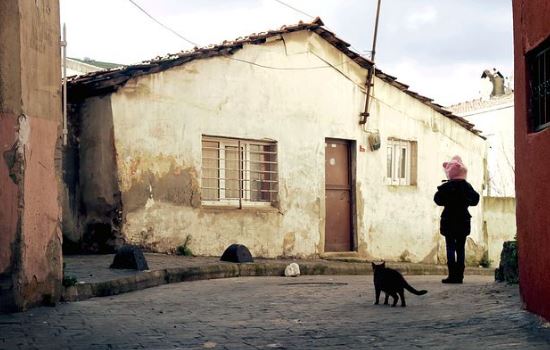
[386,139,412,186]
[201,136,278,207]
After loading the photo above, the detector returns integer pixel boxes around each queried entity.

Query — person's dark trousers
[443,236,466,283]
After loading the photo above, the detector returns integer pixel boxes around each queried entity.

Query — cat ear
[381,261,386,267]
[371,262,376,268]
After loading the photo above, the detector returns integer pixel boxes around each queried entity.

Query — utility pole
[61,23,68,145]
[360,0,382,125]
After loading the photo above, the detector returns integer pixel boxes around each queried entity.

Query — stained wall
[0,0,62,312]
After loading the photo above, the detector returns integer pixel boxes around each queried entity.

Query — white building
[63,18,487,265]
[449,70,515,197]
[448,69,515,266]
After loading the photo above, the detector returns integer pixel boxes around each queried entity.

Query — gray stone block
[495,241,518,283]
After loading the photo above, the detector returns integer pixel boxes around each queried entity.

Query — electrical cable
[223,55,355,71]
[270,0,368,57]
[128,0,199,47]
[273,0,315,19]
[126,1,469,134]
[127,0,365,72]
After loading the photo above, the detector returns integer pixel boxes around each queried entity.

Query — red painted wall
[0,115,19,277]
[0,0,62,312]
[513,0,550,321]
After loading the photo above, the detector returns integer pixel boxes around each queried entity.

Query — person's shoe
[452,264,465,284]
[442,263,455,283]
[445,277,463,284]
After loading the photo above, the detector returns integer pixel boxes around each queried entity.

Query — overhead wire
[126,0,365,72]
[126,1,469,134]
[128,0,199,47]
[223,55,357,71]
[273,0,315,19]
[271,0,369,58]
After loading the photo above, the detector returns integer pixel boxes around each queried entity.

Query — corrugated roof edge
[67,17,481,137]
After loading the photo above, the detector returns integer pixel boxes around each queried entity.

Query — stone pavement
[61,254,493,302]
[1,275,550,349]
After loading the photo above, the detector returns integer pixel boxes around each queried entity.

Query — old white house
[64,18,487,264]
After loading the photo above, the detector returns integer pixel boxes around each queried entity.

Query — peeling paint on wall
[121,155,201,213]
[282,232,296,256]
[3,114,29,185]
[72,95,125,253]
[0,0,63,312]
[466,237,486,267]
[3,143,21,184]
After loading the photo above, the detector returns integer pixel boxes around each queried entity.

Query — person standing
[434,155,480,284]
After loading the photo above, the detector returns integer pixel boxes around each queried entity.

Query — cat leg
[374,288,381,305]
[391,293,399,307]
[399,290,406,307]
[384,293,390,305]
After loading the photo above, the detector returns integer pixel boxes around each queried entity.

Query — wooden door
[324,139,353,252]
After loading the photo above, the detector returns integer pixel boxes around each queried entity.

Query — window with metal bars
[201,136,278,206]
[528,40,550,132]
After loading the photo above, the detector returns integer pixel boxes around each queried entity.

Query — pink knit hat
[443,155,467,180]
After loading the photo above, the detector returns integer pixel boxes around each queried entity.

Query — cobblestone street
[1,275,549,349]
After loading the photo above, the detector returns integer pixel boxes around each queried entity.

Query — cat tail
[403,282,428,295]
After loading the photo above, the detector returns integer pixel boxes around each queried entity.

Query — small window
[201,136,278,206]
[528,39,550,132]
[385,139,417,186]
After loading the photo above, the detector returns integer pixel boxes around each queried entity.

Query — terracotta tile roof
[67,17,480,136]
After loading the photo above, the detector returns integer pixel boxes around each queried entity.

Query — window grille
[528,41,550,132]
[201,136,278,206]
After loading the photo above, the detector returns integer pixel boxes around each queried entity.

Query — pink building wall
[0,0,63,312]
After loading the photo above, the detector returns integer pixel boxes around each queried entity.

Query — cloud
[381,58,507,106]
[60,0,513,105]
[60,0,324,63]
[406,6,437,30]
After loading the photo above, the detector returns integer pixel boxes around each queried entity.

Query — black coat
[434,180,480,238]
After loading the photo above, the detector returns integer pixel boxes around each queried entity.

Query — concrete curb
[61,261,493,302]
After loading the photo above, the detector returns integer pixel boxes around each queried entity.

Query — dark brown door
[324,139,353,252]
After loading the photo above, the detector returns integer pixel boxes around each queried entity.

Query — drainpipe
[61,23,68,146]
[360,0,382,125]
[238,140,242,209]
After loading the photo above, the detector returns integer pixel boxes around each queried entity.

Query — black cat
[372,262,428,307]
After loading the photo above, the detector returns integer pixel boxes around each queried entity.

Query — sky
[60,0,513,106]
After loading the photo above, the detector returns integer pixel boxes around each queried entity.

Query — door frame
[324,138,358,253]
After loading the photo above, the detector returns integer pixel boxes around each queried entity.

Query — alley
[1,275,549,349]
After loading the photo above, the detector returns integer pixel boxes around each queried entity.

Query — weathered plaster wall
[0,1,24,295]
[61,102,82,252]
[62,96,124,253]
[483,197,516,266]
[77,96,124,252]
[0,115,19,291]
[513,0,550,322]
[82,30,486,261]
[0,0,62,312]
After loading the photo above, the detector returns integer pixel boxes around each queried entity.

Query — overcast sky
[60,0,513,106]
